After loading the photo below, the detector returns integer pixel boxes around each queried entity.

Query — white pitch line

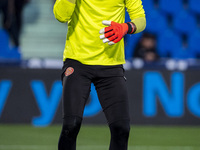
[0,145,198,150]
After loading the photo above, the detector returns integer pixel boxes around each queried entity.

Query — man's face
[142,37,155,49]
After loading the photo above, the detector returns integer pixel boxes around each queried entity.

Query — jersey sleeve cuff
[131,17,146,34]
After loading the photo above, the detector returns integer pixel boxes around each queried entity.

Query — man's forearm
[53,0,76,23]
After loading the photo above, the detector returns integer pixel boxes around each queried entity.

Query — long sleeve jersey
[54,0,146,65]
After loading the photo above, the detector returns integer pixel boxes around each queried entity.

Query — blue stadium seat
[0,29,10,57]
[157,29,182,57]
[188,30,200,55]
[173,10,197,35]
[171,47,196,59]
[189,0,200,14]
[145,10,168,34]
[0,29,21,60]
[142,0,154,12]
[159,0,183,15]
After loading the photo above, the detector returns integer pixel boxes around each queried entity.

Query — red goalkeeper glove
[99,20,136,45]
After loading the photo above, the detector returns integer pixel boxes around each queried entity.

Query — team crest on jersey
[65,67,74,76]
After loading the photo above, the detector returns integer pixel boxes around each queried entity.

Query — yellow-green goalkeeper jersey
[54,0,146,65]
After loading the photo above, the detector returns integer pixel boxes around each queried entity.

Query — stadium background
[0,0,200,150]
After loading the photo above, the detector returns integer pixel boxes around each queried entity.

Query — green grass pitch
[0,125,200,150]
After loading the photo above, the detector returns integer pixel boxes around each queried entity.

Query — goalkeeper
[53,0,146,150]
